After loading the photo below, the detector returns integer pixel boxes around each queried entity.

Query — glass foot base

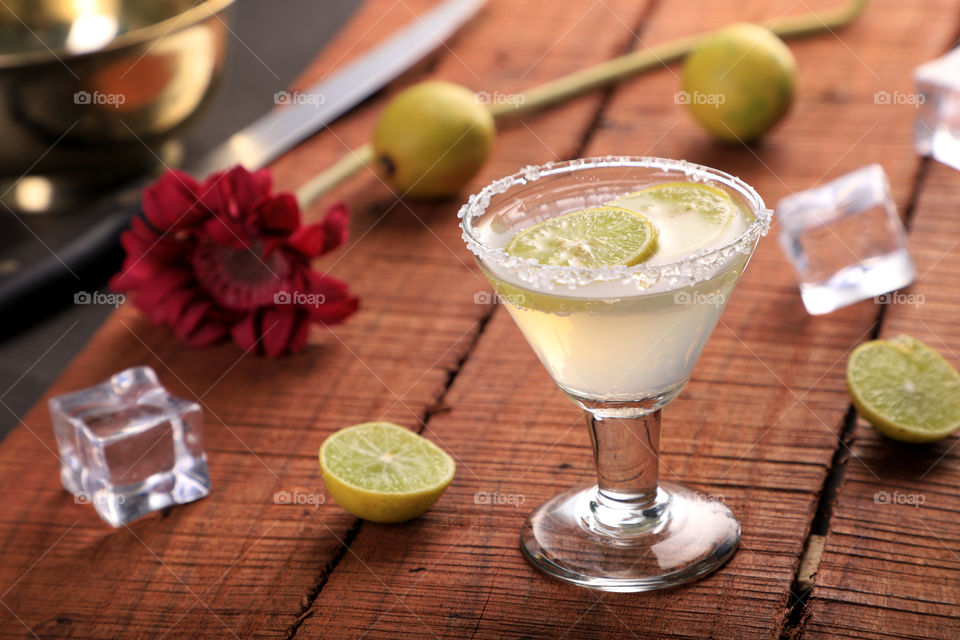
[520,482,740,592]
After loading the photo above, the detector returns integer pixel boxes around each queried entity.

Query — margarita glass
[459,157,771,592]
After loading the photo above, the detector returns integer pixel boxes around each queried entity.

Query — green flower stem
[297,0,867,207]
[761,0,867,39]
[491,0,867,118]
[488,34,699,119]
[295,143,373,208]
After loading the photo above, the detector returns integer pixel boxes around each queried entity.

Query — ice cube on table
[777,164,916,316]
[48,366,210,527]
[915,47,960,170]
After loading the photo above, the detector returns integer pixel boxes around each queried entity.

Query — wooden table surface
[2,1,959,638]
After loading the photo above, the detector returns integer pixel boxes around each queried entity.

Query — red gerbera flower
[110,165,358,356]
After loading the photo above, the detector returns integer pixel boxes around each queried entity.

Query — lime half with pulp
[505,205,658,268]
[319,422,455,522]
[847,335,960,443]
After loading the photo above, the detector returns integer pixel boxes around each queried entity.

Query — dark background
[0,0,361,440]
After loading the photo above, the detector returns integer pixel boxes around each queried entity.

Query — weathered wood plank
[804,160,960,640]
[0,0,634,638]
[299,1,958,638]
[2,0,957,638]
[0,1,497,638]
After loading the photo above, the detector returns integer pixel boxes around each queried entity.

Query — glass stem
[585,408,663,530]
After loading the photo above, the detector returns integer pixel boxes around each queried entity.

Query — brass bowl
[0,0,235,213]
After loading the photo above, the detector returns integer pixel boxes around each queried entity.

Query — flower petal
[199,165,273,222]
[203,215,249,248]
[234,167,272,204]
[174,299,213,341]
[307,295,359,325]
[123,216,158,245]
[110,251,173,292]
[135,270,193,320]
[257,193,301,233]
[142,169,206,231]
[288,313,310,353]
[109,261,151,292]
[286,202,351,257]
[300,270,358,325]
[261,306,296,357]
[181,318,230,348]
[151,287,196,326]
[320,202,350,253]
[231,312,259,353]
[303,270,351,298]
[285,222,325,257]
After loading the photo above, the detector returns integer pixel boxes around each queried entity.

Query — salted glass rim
[458,156,772,290]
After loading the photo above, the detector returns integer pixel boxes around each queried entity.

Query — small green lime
[682,23,796,142]
[847,335,960,443]
[372,81,495,198]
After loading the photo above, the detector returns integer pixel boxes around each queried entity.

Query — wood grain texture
[297,1,958,639]
[0,1,494,637]
[803,161,960,640]
[0,0,642,638]
[2,0,959,638]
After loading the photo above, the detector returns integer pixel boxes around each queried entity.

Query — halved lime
[847,335,960,443]
[505,206,658,267]
[611,182,739,228]
[319,422,455,522]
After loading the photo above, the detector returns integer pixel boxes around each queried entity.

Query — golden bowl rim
[0,0,236,69]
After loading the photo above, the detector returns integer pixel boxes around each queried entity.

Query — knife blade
[0,0,485,323]
[191,0,486,175]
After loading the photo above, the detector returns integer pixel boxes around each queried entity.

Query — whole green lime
[372,81,496,198]
[682,23,796,142]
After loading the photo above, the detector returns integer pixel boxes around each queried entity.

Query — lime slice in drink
[847,335,960,443]
[612,182,738,228]
[319,422,455,522]
[505,206,659,267]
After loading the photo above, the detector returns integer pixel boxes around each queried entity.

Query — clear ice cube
[777,164,916,315]
[48,367,210,527]
[915,47,960,170]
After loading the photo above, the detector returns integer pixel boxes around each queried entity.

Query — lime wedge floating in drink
[506,206,659,267]
[611,182,738,228]
[846,335,960,443]
[319,422,455,522]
